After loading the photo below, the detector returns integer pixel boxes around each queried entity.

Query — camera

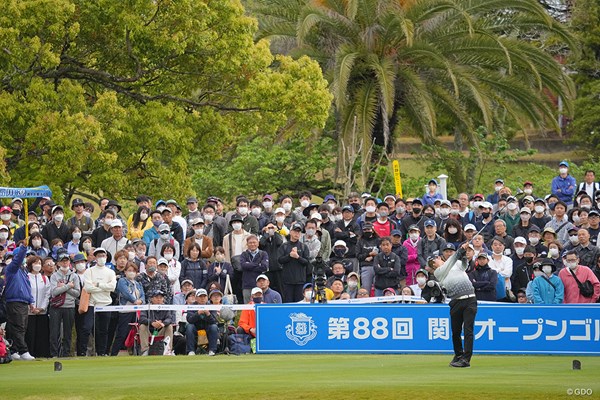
[426,280,446,303]
[311,256,328,304]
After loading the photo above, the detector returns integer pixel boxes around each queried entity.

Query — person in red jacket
[236,287,262,337]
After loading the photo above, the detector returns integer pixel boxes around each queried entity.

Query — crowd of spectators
[1,160,599,359]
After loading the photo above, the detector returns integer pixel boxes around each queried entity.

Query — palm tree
[251,0,575,192]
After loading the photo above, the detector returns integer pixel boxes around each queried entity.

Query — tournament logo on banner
[256,303,600,354]
[285,313,318,346]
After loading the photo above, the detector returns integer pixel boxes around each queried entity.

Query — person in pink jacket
[558,250,600,303]
[403,225,421,286]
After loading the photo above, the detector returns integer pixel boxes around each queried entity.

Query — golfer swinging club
[429,242,477,368]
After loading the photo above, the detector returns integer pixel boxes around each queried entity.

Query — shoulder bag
[570,269,595,298]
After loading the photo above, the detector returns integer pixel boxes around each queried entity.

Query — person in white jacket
[26,255,51,358]
[81,247,116,356]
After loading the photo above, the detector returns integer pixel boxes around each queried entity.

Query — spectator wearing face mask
[81,247,117,356]
[127,206,152,241]
[42,205,72,246]
[531,258,564,304]
[27,231,49,258]
[401,198,425,235]
[148,224,180,261]
[551,161,577,206]
[530,199,550,231]
[403,225,422,286]
[511,244,537,296]
[91,209,117,248]
[409,269,431,299]
[559,250,600,303]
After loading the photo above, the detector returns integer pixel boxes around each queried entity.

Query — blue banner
[0,185,52,199]
[256,303,600,355]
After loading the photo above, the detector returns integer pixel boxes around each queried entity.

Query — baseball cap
[559,161,569,167]
[342,205,354,213]
[391,230,402,237]
[186,196,198,204]
[291,222,304,232]
[408,224,420,232]
[209,289,223,298]
[514,236,527,245]
[110,219,123,228]
[256,274,269,282]
[93,247,107,256]
[196,288,208,297]
[251,287,263,296]
[158,223,170,233]
[424,219,436,228]
[464,224,476,232]
[443,243,456,252]
[181,279,193,286]
[157,258,168,266]
[520,207,531,214]
[333,240,347,248]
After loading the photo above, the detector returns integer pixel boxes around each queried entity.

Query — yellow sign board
[392,160,402,198]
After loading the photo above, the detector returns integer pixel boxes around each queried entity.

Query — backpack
[228,333,251,355]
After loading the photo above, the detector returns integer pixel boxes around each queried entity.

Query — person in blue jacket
[551,161,576,206]
[531,258,564,304]
[110,262,145,356]
[3,245,35,360]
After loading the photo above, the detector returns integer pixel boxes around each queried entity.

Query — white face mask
[157,206,166,212]
[439,208,450,217]
[409,233,419,241]
[232,222,243,231]
[534,206,545,214]
[140,213,148,221]
[573,215,581,224]
[365,206,376,213]
[203,214,214,223]
[300,200,310,208]
[126,271,136,280]
[251,208,261,217]
[128,251,135,261]
[520,214,530,222]
[533,270,543,278]
[263,201,273,210]
[559,168,568,175]
[507,203,517,211]
[529,237,539,245]
[54,213,64,223]
[238,207,248,216]
[524,188,533,195]
[548,248,559,257]
[542,265,553,275]
[416,277,427,285]
[447,227,458,235]
[32,263,42,272]
[60,266,70,273]
[194,229,203,236]
[495,186,503,192]
[104,218,114,226]
[0,214,11,221]
[282,203,292,212]
[515,247,524,255]
[305,228,316,237]
[73,232,82,241]
[566,261,578,270]
[275,216,285,223]
[164,253,174,261]
[83,211,91,218]
[32,239,42,248]
[0,232,8,240]
[160,233,170,240]
[83,242,92,251]
[304,290,313,300]
[96,257,107,267]
[347,280,358,288]
[569,235,579,245]
[396,206,405,214]
[75,263,86,272]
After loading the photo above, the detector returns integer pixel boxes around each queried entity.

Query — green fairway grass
[1,354,598,399]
